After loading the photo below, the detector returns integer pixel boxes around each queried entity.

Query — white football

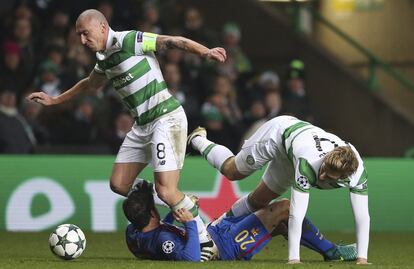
[49,224,86,260]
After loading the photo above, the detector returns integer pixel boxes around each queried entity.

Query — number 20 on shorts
[234,230,256,250]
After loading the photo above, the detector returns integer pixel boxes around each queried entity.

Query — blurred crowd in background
[0,0,314,154]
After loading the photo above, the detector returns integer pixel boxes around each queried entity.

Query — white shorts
[115,108,187,172]
[234,115,299,194]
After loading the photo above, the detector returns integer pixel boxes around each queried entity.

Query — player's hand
[26,92,57,106]
[204,47,227,63]
[356,257,371,265]
[287,259,301,264]
[173,208,194,223]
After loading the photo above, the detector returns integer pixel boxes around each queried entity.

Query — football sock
[300,217,335,255]
[172,195,210,243]
[227,194,255,217]
[191,137,234,172]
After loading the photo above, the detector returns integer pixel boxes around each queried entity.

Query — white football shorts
[234,115,298,194]
[115,107,187,172]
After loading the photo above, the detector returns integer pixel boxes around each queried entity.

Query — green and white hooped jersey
[94,29,181,126]
[281,119,368,195]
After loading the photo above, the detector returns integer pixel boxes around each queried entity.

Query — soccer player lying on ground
[187,115,370,264]
[123,179,357,262]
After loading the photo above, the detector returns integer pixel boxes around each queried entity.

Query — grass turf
[0,232,413,269]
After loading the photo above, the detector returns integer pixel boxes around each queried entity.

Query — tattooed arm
[156,35,226,62]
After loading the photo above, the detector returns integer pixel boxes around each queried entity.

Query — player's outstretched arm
[173,209,201,261]
[26,70,107,106]
[288,188,310,264]
[350,192,370,264]
[156,35,226,63]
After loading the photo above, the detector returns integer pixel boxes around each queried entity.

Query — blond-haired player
[188,115,370,264]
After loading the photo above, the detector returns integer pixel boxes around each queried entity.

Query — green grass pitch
[1,232,413,268]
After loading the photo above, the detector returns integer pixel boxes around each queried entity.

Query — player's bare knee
[109,181,127,196]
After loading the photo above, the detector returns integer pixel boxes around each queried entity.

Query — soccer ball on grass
[49,224,86,260]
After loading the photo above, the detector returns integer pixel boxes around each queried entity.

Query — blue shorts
[208,214,272,260]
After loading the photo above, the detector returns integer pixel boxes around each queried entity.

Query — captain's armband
[142,32,158,52]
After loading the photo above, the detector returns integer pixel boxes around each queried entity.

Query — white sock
[229,194,255,217]
[154,193,169,208]
[191,136,212,152]
[172,195,210,243]
[192,137,234,172]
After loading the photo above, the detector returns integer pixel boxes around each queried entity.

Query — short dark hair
[122,184,155,231]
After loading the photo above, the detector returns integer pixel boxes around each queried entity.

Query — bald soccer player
[28,9,227,260]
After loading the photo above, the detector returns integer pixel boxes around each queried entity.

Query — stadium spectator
[218,22,252,82]
[106,111,134,154]
[27,9,227,260]
[188,115,370,264]
[283,59,314,123]
[243,99,267,129]
[201,93,232,150]
[20,98,50,145]
[241,71,280,108]
[43,9,71,47]
[136,2,162,35]
[35,60,62,97]
[0,40,30,100]
[265,91,283,119]
[12,17,37,84]
[183,7,218,47]
[212,75,243,151]
[212,75,243,126]
[163,62,199,130]
[0,90,35,153]
[241,100,267,147]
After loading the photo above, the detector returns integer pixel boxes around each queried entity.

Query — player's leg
[227,180,280,218]
[110,162,148,196]
[254,199,290,232]
[154,170,183,206]
[272,217,357,261]
[188,124,279,181]
[225,158,290,218]
[220,199,290,260]
[188,127,242,179]
[152,112,213,249]
[110,128,151,196]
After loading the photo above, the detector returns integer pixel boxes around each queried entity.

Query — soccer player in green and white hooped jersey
[188,115,370,264]
[27,9,227,261]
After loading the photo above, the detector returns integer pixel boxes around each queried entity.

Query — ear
[101,22,106,33]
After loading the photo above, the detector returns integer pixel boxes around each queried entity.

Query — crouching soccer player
[187,115,370,264]
[123,180,357,262]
